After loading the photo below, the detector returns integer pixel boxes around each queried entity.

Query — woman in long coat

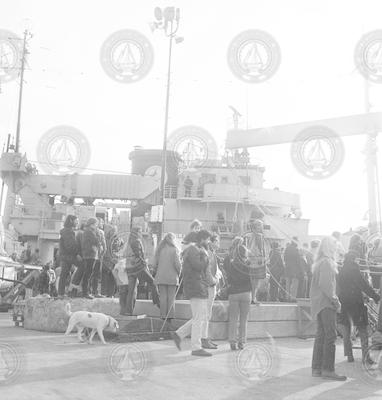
[337,234,380,364]
[153,233,182,320]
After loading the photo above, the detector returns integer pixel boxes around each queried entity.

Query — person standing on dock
[153,232,182,322]
[310,236,346,381]
[125,227,160,315]
[172,230,212,357]
[246,219,267,304]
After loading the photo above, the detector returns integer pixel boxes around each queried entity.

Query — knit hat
[86,217,98,227]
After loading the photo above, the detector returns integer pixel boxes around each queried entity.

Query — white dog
[65,303,119,345]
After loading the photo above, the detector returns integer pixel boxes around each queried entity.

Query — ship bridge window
[239,176,251,186]
[200,173,216,185]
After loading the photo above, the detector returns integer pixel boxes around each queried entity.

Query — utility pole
[151,7,182,240]
[15,30,30,153]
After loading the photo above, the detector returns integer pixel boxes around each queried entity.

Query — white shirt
[113,259,129,285]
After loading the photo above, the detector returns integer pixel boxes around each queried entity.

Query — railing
[164,185,204,199]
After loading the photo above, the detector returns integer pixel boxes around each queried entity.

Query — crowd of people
[14,214,382,369]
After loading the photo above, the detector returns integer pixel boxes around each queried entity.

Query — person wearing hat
[246,219,267,304]
[125,226,160,315]
[80,217,100,299]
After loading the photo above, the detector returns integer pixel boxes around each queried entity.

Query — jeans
[158,284,177,319]
[269,271,282,301]
[71,261,85,287]
[312,308,337,372]
[126,269,160,315]
[176,297,208,351]
[286,277,299,301]
[202,286,216,339]
[228,291,251,344]
[82,259,96,296]
[118,284,129,314]
[101,267,116,297]
[58,260,72,296]
[90,259,101,295]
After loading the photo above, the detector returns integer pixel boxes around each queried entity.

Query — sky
[1,0,382,235]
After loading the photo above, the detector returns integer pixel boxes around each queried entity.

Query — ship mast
[15,29,30,153]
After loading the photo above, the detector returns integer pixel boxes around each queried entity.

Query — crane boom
[226,112,382,149]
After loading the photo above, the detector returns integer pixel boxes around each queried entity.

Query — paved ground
[0,313,382,400]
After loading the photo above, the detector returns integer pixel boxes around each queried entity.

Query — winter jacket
[125,235,148,276]
[224,245,252,295]
[81,226,100,260]
[182,244,209,299]
[284,243,303,279]
[153,244,182,285]
[59,227,79,263]
[337,250,380,308]
[310,257,341,319]
[75,230,84,257]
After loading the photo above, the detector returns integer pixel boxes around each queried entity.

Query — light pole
[151,7,182,240]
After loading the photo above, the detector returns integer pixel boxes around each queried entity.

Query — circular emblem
[227,30,281,83]
[144,165,167,188]
[0,30,22,84]
[355,30,382,83]
[290,126,345,179]
[108,343,147,383]
[36,125,91,175]
[0,343,23,385]
[106,230,148,276]
[167,126,218,174]
[235,343,273,381]
[100,29,154,83]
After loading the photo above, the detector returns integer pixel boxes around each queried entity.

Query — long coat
[153,244,181,286]
[337,250,380,327]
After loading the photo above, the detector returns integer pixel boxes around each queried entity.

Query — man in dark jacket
[337,234,380,364]
[284,237,303,301]
[172,230,212,357]
[58,215,81,297]
[125,227,160,315]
